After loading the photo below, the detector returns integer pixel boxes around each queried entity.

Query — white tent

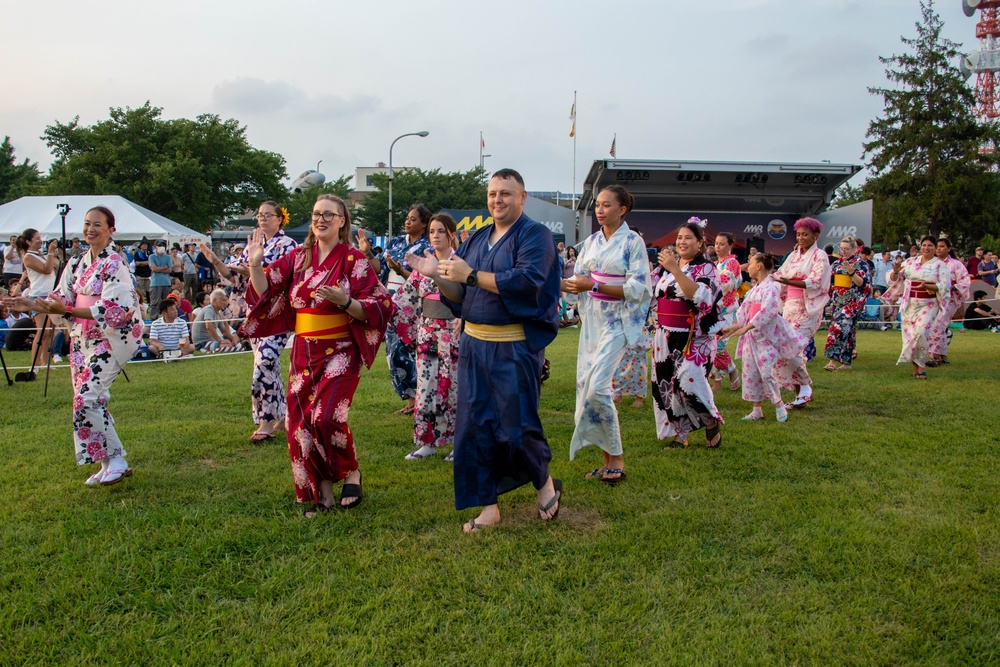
[0,196,208,247]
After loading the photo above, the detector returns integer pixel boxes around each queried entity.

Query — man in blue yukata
[407,168,563,532]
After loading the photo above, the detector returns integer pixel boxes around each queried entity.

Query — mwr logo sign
[826,225,858,239]
[767,220,787,240]
[743,225,763,235]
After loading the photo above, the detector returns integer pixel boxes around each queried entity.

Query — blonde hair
[303,194,351,271]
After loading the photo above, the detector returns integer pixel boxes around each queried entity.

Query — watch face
[466,270,478,286]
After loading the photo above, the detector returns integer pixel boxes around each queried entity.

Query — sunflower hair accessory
[279,207,290,227]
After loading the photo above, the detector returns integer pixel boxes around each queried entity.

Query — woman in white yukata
[4,207,142,486]
[561,186,651,483]
[721,252,808,422]
[772,217,831,410]
[885,236,951,378]
[926,238,970,366]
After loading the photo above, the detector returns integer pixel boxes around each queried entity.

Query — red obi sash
[907,282,933,299]
[590,272,625,302]
[657,297,693,329]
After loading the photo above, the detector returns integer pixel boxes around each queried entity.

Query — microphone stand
[42,205,70,398]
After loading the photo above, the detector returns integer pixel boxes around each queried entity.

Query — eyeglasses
[256,213,279,221]
[311,211,343,222]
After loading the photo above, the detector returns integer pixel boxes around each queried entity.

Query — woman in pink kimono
[772,217,831,409]
[392,213,461,462]
[927,238,970,366]
[885,236,951,378]
[4,207,142,486]
[722,252,808,422]
[710,232,742,391]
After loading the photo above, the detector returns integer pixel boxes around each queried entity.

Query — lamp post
[388,131,429,239]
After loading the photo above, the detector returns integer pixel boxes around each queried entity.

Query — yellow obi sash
[833,274,852,288]
[295,308,350,339]
[463,321,526,342]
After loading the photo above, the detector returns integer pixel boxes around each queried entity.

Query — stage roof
[576,159,861,216]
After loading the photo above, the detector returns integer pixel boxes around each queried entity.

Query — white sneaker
[52,354,64,363]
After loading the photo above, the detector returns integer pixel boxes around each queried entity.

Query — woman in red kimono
[243,195,394,517]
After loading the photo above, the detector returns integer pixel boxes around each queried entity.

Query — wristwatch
[466,269,479,287]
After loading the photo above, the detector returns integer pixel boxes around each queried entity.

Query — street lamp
[388,130,429,239]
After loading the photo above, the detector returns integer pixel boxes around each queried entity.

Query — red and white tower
[961,0,1000,118]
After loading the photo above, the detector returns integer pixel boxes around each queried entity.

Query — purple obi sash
[657,297,693,329]
[590,272,625,302]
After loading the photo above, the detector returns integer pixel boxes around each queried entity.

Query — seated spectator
[4,317,36,351]
[148,298,195,359]
[964,290,1000,331]
[192,289,240,352]
[167,277,194,318]
[0,304,9,348]
[191,291,210,320]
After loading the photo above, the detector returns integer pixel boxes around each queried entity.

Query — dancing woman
[560,185,651,482]
[710,232,742,391]
[886,236,951,378]
[651,218,724,449]
[391,213,461,461]
[927,238,970,366]
[772,217,831,409]
[3,207,141,486]
[823,237,870,371]
[722,252,808,422]
[201,200,298,443]
[242,194,393,515]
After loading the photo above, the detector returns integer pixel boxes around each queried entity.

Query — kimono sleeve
[754,281,782,327]
[716,257,741,297]
[932,262,952,306]
[622,234,653,305]
[804,250,831,293]
[90,254,137,331]
[240,249,299,339]
[345,248,395,368]
[391,271,422,348]
[493,226,558,321]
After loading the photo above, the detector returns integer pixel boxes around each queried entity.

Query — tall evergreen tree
[862,0,1000,248]
[0,136,43,204]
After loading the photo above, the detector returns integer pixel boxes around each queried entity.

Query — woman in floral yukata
[651,218,724,449]
[772,217,831,409]
[392,213,461,462]
[722,252,808,422]
[885,236,951,379]
[243,195,394,516]
[4,207,142,486]
[710,231,742,391]
[200,200,298,443]
[823,237,870,371]
[926,238,970,367]
[561,185,651,483]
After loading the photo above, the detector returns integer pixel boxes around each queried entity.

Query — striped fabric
[149,318,189,350]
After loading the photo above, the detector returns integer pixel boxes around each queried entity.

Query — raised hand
[198,242,221,264]
[356,229,371,254]
[406,249,439,279]
[658,248,678,274]
[247,229,265,266]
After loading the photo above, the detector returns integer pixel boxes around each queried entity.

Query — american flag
[610,135,616,158]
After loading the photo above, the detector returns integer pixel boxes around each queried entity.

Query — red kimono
[242,243,394,504]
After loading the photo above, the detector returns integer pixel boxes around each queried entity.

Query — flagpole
[479,131,483,171]
[572,90,577,220]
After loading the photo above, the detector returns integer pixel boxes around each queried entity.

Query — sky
[0,0,983,194]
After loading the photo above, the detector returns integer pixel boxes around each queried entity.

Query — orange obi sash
[657,297,693,329]
[463,321,526,342]
[833,274,852,288]
[295,308,350,339]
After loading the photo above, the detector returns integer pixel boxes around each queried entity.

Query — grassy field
[0,329,998,666]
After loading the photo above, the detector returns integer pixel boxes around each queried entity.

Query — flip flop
[585,467,607,479]
[99,468,133,486]
[249,431,275,444]
[444,450,455,462]
[538,478,562,521]
[303,502,334,518]
[84,471,105,487]
[742,413,764,421]
[705,423,722,449]
[824,362,838,372]
[394,405,415,416]
[340,472,363,509]
[601,468,626,485]
[404,448,436,460]
[664,439,688,449]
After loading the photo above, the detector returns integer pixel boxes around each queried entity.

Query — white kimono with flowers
[886,256,951,367]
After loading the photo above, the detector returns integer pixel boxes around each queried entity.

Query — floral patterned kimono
[568,223,651,459]
[735,275,809,405]
[886,256,951,368]
[651,256,724,441]
[773,243,830,389]
[824,255,870,364]
[228,231,299,428]
[51,249,142,466]
[242,243,394,504]
[711,254,743,380]
[380,233,432,402]
[392,263,459,449]
[928,256,971,357]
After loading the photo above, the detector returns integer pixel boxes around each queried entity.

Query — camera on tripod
[56,203,71,216]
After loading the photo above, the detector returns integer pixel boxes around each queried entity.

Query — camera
[56,203,71,216]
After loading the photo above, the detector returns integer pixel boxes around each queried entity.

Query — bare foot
[463,504,501,532]
[631,398,644,408]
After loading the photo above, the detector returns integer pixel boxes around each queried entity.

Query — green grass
[1,329,998,666]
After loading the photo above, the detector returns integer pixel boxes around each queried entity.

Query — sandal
[664,439,688,450]
[84,470,105,487]
[913,371,927,380]
[729,375,741,391]
[394,404,415,416]
[824,362,838,372]
[303,501,333,518]
[742,412,764,421]
[404,448,436,460]
[249,430,275,444]
[705,423,722,449]
[444,450,455,462]
[340,472,363,509]
[601,468,626,485]
[538,478,562,521]
[99,468,133,486]
[585,467,607,479]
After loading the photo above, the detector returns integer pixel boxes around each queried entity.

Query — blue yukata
[380,233,432,401]
[443,214,561,511]
[569,222,651,459]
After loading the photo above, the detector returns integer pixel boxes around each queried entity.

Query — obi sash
[422,293,455,320]
[387,270,406,293]
[657,297,693,329]
[833,274,852,288]
[589,272,625,302]
[746,303,762,322]
[786,285,805,300]
[295,308,350,339]
[77,294,100,335]
[906,282,933,299]
[463,321,526,342]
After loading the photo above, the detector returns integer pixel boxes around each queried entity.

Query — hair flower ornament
[687,216,709,229]
[279,207,290,227]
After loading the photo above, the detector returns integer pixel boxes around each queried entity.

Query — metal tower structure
[960,0,1000,118]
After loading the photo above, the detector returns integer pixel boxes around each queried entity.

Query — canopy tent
[0,196,208,248]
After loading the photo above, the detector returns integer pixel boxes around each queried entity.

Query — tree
[861,0,1000,250]
[284,175,353,227]
[0,136,43,203]
[42,103,287,232]
[830,183,866,209]
[354,166,488,235]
